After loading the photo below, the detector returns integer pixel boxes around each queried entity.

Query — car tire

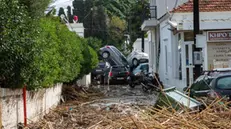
[102,51,110,59]
[132,58,139,67]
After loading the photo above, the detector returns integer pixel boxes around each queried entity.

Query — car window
[98,62,105,68]
[217,76,231,90]
[112,66,126,72]
[191,76,212,91]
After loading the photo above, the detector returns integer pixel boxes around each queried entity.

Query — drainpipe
[23,85,27,127]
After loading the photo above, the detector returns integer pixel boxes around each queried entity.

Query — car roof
[216,73,231,77]
[138,63,149,66]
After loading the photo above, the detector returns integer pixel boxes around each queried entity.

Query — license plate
[96,69,102,72]
[117,77,124,80]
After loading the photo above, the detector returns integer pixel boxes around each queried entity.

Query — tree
[19,0,52,18]
[83,0,108,45]
[58,7,66,17]
[86,37,102,51]
[127,0,150,48]
[107,16,126,49]
[72,0,85,22]
[67,6,73,23]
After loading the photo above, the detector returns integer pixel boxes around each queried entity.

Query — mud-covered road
[28,84,159,129]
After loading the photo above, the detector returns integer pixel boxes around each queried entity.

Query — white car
[127,50,149,67]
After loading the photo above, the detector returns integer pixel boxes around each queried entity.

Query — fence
[0,83,62,129]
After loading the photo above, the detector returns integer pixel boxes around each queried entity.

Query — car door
[214,75,231,97]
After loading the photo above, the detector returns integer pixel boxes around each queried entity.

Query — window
[140,64,149,74]
[217,76,231,90]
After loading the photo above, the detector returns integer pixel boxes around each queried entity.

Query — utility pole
[141,0,145,52]
[193,0,199,40]
[193,0,201,79]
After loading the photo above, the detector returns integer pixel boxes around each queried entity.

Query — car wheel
[132,58,139,66]
[102,51,110,59]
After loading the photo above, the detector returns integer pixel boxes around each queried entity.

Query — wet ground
[28,84,159,129]
[93,84,159,106]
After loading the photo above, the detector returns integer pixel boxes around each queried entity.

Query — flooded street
[28,84,159,129]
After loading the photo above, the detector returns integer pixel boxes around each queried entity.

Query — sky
[46,0,74,15]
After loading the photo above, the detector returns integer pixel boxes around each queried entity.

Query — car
[99,45,129,67]
[126,50,149,67]
[91,61,110,84]
[104,65,130,84]
[184,68,231,100]
[127,63,149,88]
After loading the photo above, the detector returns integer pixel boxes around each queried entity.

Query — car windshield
[217,76,231,90]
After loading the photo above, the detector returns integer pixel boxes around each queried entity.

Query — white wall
[171,12,231,30]
[67,23,84,37]
[159,19,186,90]
[132,38,150,55]
[159,20,172,87]
[77,73,91,87]
[1,84,62,129]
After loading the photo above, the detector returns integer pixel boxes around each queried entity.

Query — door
[181,41,194,87]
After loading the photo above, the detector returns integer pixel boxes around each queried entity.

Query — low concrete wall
[78,73,91,87]
[1,83,62,129]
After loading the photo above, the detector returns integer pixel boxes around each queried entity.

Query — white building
[142,0,231,91]
[133,38,149,54]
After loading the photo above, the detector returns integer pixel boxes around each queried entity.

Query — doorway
[181,41,194,87]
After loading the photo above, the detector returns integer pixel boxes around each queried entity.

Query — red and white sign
[207,31,231,42]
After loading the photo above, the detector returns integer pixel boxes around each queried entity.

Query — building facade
[142,0,231,91]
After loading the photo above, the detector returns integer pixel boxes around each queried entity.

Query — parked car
[91,61,110,84]
[104,65,130,84]
[99,45,129,67]
[184,68,231,100]
[127,50,149,67]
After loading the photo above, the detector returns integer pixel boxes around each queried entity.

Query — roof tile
[172,0,231,13]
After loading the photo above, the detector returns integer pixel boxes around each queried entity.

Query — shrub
[26,17,84,89]
[0,0,98,89]
[0,0,35,88]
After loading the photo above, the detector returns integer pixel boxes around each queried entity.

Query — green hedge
[0,0,99,90]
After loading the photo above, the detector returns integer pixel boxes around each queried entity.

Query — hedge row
[0,0,99,90]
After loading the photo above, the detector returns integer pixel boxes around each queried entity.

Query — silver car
[99,45,129,67]
[127,50,149,67]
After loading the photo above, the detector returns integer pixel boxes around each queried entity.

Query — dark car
[99,45,129,67]
[91,61,110,84]
[104,65,130,84]
[184,68,231,100]
[127,63,149,87]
